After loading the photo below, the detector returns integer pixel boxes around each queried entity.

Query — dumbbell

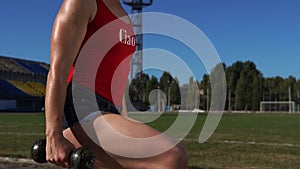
[31,139,95,169]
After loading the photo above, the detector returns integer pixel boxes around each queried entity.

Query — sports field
[1,112,300,169]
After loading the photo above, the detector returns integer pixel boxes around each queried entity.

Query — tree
[210,63,227,111]
[128,72,149,102]
[159,71,172,96]
[251,71,263,110]
[235,71,248,110]
[234,61,263,111]
[199,74,210,111]
[128,60,300,112]
[170,77,181,105]
[145,75,159,104]
[187,76,198,110]
[226,61,244,111]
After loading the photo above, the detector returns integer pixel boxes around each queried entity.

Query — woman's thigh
[63,123,126,169]
[63,113,186,169]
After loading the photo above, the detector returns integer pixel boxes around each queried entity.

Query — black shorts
[63,84,121,130]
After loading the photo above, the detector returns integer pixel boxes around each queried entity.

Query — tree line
[127,60,300,112]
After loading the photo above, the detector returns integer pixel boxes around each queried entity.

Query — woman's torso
[68,0,136,106]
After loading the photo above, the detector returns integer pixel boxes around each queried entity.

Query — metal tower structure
[123,0,153,80]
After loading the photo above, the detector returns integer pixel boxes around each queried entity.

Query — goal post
[260,101,295,113]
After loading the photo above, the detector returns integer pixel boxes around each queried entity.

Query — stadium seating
[0,56,49,111]
[7,80,44,97]
[39,63,50,71]
[0,56,49,97]
[0,57,29,73]
[16,60,48,75]
[0,63,8,71]
[26,82,46,95]
[0,79,28,98]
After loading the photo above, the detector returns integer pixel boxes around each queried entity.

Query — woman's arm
[121,95,128,117]
[45,0,97,167]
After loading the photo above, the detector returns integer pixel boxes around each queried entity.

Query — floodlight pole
[123,0,153,80]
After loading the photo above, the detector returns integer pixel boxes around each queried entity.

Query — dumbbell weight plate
[31,139,47,163]
[70,147,95,169]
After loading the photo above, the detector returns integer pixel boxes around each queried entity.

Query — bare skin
[45,0,188,168]
[45,0,96,167]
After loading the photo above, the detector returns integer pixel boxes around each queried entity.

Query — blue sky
[0,0,299,83]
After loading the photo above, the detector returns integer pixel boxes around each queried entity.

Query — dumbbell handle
[31,139,95,169]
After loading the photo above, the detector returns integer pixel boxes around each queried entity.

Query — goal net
[260,101,295,113]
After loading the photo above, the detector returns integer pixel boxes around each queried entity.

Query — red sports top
[67,0,136,107]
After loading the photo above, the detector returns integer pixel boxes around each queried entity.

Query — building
[0,55,49,112]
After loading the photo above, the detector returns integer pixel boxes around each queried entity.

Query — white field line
[0,123,44,127]
[212,140,300,147]
[183,138,300,147]
[0,157,35,164]
[0,132,43,136]
[1,130,299,147]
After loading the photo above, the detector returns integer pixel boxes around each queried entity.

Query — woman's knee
[161,144,188,169]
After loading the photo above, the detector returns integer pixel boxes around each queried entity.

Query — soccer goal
[260,101,295,113]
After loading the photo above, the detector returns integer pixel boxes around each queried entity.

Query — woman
[45,0,188,168]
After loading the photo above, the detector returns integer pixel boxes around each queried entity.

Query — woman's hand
[46,133,75,168]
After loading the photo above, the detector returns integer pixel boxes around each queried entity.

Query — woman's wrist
[45,129,63,138]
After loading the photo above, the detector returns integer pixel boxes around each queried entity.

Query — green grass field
[1,112,300,168]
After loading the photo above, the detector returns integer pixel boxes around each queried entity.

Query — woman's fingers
[46,133,75,168]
